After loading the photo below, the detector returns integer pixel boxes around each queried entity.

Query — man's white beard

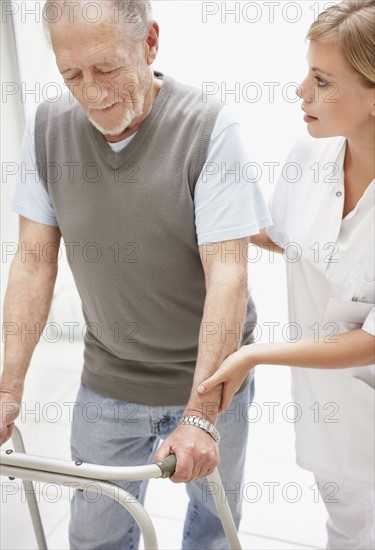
[88,95,145,137]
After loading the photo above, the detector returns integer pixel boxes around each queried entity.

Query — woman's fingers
[197,370,225,394]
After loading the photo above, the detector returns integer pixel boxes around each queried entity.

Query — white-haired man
[0,1,271,547]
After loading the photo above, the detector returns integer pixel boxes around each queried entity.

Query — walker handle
[155,454,176,478]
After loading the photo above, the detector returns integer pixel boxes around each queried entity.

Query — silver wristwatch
[178,415,221,444]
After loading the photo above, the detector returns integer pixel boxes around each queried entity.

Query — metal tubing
[1,448,164,481]
[207,469,242,550]
[3,429,242,550]
[10,427,48,550]
[1,464,159,550]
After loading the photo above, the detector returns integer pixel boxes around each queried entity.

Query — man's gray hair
[108,0,153,42]
[43,0,153,43]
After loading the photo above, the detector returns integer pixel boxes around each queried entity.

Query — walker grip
[155,454,176,478]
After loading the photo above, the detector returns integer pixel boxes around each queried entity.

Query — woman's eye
[315,76,328,87]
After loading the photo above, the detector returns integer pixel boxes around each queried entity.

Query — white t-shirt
[268,134,375,488]
[11,106,271,244]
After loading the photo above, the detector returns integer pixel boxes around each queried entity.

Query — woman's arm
[250,228,284,254]
[198,328,375,411]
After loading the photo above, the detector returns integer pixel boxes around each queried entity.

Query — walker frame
[0,426,242,549]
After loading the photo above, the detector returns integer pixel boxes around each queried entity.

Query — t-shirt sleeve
[362,306,375,336]
[11,110,59,226]
[194,106,272,245]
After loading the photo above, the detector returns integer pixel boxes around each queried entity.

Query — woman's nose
[296,77,311,103]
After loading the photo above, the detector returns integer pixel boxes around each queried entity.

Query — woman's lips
[304,113,318,123]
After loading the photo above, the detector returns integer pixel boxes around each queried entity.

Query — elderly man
[0,1,271,548]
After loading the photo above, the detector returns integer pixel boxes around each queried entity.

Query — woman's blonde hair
[307,0,375,87]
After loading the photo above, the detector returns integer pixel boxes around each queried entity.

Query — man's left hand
[153,424,219,483]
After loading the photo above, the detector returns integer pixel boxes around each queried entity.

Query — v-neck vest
[35,74,229,405]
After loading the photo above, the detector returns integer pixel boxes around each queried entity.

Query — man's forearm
[184,275,248,423]
[1,255,58,394]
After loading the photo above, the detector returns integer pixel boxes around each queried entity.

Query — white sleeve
[11,110,59,226]
[265,143,298,248]
[363,307,375,336]
[194,106,272,245]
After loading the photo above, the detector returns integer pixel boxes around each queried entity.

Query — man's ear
[145,21,159,65]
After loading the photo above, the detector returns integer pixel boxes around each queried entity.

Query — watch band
[178,415,221,444]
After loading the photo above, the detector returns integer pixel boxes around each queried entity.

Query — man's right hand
[0,389,21,445]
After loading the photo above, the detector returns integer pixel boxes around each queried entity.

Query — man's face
[51,13,151,138]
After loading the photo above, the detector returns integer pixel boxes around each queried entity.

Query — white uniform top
[267,135,375,490]
[11,106,271,244]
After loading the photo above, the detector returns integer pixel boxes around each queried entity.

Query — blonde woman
[199,1,375,548]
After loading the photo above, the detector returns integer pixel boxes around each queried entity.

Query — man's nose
[82,70,107,103]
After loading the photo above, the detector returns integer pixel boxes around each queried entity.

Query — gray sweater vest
[35,73,255,405]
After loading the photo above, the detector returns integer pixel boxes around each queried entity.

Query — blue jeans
[69,381,254,549]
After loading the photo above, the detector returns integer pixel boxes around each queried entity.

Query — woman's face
[297,40,374,141]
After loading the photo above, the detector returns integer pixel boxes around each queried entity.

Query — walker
[0,426,242,549]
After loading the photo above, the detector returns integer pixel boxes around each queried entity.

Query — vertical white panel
[1,10,25,300]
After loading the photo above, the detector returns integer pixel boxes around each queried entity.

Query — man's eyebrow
[60,59,120,73]
[311,67,334,77]
[96,58,120,67]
